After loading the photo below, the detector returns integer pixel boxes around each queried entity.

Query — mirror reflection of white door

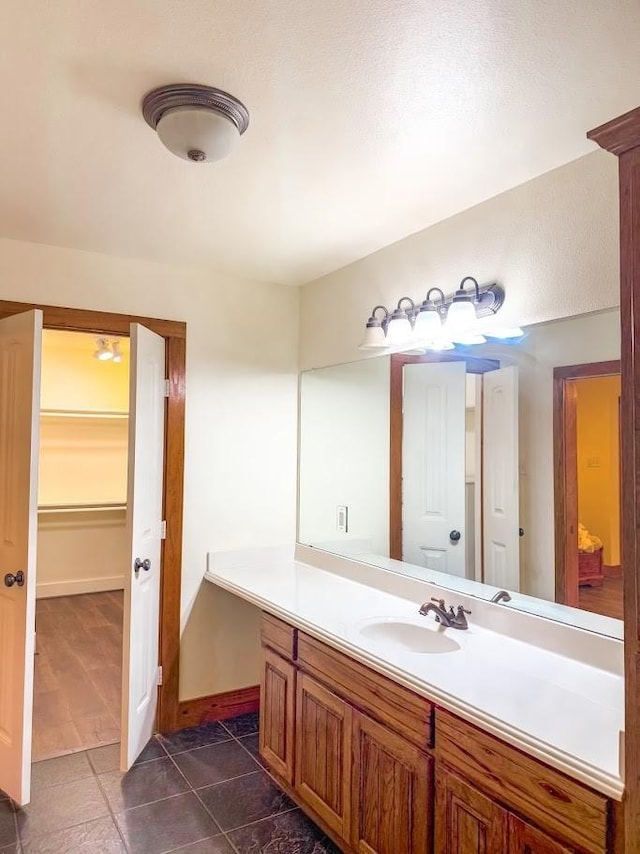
[121,323,166,770]
[0,310,42,805]
[402,361,467,577]
[483,366,520,590]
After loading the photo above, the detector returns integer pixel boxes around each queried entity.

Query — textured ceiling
[1,0,639,286]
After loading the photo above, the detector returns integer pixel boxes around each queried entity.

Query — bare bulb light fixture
[94,338,124,363]
[358,278,523,352]
[142,84,250,163]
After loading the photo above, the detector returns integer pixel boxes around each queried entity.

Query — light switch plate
[336,505,348,533]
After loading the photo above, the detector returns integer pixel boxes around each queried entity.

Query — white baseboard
[36,576,125,599]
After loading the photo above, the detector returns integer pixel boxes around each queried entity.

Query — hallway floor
[1,712,338,854]
[33,591,123,761]
[578,575,624,621]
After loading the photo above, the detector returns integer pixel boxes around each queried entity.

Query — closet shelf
[38,502,127,514]
[40,409,129,419]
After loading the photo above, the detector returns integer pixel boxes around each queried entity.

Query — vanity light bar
[358,279,520,351]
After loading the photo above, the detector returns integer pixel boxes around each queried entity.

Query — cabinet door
[508,815,575,854]
[351,710,432,854]
[295,673,352,840]
[259,647,295,783]
[435,768,509,854]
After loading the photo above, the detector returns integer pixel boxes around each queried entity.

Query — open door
[0,310,42,805]
[121,323,166,769]
[483,366,520,590]
[402,361,467,577]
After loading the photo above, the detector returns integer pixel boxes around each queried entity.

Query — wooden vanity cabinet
[351,710,432,854]
[295,673,352,839]
[258,614,619,854]
[508,815,575,854]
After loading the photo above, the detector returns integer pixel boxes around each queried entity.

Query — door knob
[4,571,24,588]
[449,530,461,543]
[134,558,151,575]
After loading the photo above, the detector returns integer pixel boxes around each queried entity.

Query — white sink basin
[358,618,461,654]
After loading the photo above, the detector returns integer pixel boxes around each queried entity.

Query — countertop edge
[205,569,625,801]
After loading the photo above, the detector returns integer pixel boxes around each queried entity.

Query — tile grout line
[90,751,132,854]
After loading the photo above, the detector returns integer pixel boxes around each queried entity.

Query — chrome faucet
[490,589,512,604]
[418,597,471,630]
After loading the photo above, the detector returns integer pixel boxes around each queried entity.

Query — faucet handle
[456,605,471,615]
[431,597,446,609]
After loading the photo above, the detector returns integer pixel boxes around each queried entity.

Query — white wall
[299,357,390,555]
[37,508,127,598]
[0,237,299,701]
[299,150,619,369]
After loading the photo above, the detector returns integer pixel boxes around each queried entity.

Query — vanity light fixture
[358,278,521,351]
[142,84,250,163]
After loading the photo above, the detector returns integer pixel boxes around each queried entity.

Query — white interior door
[121,323,166,770]
[402,361,467,577]
[483,366,520,590]
[0,310,42,805]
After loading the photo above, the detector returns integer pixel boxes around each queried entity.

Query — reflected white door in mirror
[298,307,621,638]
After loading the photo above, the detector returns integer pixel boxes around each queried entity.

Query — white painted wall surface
[37,509,127,598]
[299,357,389,556]
[299,151,619,370]
[0,237,299,700]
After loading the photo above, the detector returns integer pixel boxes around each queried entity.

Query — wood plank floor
[578,576,624,621]
[33,591,123,762]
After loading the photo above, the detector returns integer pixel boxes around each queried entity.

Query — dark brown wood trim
[388,352,500,560]
[588,108,640,854]
[587,105,640,156]
[0,299,185,736]
[177,686,260,729]
[158,336,186,731]
[553,362,620,607]
[0,299,186,339]
[553,360,621,380]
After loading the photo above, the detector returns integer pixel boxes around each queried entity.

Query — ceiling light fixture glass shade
[445,276,481,335]
[111,340,123,363]
[385,299,415,347]
[143,84,250,163]
[358,306,389,349]
[414,288,445,344]
[94,338,113,361]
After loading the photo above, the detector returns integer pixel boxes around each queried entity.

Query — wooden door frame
[0,299,185,733]
[588,105,640,853]
[553,360,621,607]
[389,352,499,560]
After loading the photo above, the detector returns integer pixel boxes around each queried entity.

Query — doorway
[0,300,186,806]
[554,361,622,618]
[33,330,130,760]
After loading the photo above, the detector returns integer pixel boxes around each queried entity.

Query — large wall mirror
[298,306,621,638]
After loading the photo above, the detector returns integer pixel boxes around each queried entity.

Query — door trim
[389,353,499,560]
[552,360,620,607]
[0,299,185,732]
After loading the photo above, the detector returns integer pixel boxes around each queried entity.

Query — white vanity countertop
[205,551,624,800]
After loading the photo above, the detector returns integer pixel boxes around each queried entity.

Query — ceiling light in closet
[94,338,113,361]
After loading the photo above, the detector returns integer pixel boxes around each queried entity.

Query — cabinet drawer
[435,710,608,854]
[261,613,297,661]
[297,632,433,749]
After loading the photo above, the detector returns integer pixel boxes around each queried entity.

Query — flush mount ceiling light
[142,84,250,163]
[358,279,522,352]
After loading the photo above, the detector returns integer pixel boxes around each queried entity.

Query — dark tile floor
[1,713,339,854]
